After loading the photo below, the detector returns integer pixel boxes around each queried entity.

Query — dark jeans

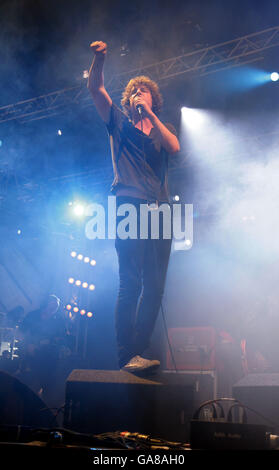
[115,197,172,367]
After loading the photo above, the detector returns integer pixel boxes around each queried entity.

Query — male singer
[88,41,180,373]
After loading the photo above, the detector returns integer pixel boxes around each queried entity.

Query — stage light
[80,309,86,315]
[87,312,93,318]
[75,280,81,286]
[66,304,72,310]
[82,282,88,289]
[271,72,279,82]
[89,284,95,291]
[73,307,79,313]
[17,229,22,235]
[181,107,206,130]
[83,70,89,79]
[68,277,75,284]
[71,252,96,265]
[173,195,180,202]
[57,129,62,136]
[73,203,85,217]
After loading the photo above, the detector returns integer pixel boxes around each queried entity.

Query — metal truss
[1,26,279,124]
[105,25,279,90]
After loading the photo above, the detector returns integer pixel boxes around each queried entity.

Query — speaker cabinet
[64,369,195,442]
[0,370,56,427]
[233,373,279,432]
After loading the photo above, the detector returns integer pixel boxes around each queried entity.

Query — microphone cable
[151,232,178,374]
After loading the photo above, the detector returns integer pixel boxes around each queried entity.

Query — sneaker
[122,355,160,373]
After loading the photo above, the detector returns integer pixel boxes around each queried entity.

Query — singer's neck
[133,115,153,135]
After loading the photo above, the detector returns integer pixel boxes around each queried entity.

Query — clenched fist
[90,41,107,56]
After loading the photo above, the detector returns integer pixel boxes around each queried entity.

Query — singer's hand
[133,96,153,117]
[90,41,107,56]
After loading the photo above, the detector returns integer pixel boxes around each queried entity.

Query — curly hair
[121,76,163,117]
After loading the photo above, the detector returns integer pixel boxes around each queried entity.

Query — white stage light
[73,204,85,216]
[271,72,279,82]
[181,107,205,130]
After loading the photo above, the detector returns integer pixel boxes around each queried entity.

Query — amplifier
[166,327,217,371]
[190,420,271,450]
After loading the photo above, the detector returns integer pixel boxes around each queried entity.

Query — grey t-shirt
[107,104,177,203]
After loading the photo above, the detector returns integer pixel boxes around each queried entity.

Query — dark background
[0,0,279,372]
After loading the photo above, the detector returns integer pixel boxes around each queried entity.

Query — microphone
[136,104,142,115]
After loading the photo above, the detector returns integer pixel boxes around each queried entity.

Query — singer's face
[129,85,153,113]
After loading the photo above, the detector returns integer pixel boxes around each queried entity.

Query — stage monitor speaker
[64,369,195,442]
[233,373,279,433]
[0,370,56,428]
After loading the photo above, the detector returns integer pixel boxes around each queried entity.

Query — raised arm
[87,41,112,124]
